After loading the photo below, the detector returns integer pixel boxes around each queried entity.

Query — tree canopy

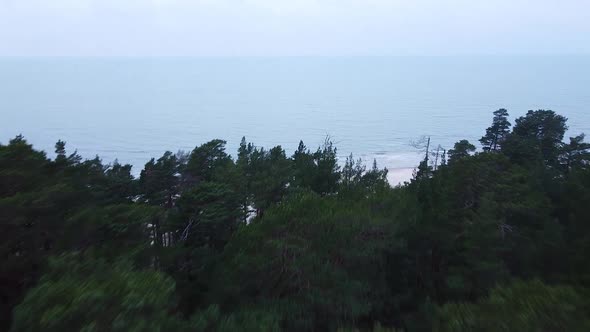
[2,108,590,331]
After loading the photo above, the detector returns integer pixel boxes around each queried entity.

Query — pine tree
[448,140,476,164]
[480,108,511,151]
[560,134,590,173]
[503,109,568,167]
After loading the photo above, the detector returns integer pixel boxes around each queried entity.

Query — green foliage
[237,138,292,216]
[189,304,281,332]
[4,108,590,331]
[0,136,158,330]
[560,134,590,173]
[313,138,341,194]
[480,108,511,151]
[178,181,241,250]
[503,109,568,167]
[212,191,397,330]
[341,155,389,196]
[139,151,180,207]
[291,138,341,195]
[61,204,161,258]
[291,140,316,189]
[434,279,590,332]
[11,253,178,332]
[0,135,50,196]
[447,140,476,164]
[186,139,233,182]
[342,153,366,186]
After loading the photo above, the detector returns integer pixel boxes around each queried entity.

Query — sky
[0,0,589,56]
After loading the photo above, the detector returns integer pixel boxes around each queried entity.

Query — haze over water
[1,56,589,183]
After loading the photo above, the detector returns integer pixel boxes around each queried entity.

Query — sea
[1,56,589,184]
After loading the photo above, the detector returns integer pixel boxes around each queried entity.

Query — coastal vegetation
[2,109,590,331]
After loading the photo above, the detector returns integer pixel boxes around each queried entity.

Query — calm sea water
[1,56,589,183]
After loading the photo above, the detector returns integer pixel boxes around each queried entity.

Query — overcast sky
[1,0,589,56]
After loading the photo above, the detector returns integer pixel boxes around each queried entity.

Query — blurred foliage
[10,253,179,332]
[434,279,590,332]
